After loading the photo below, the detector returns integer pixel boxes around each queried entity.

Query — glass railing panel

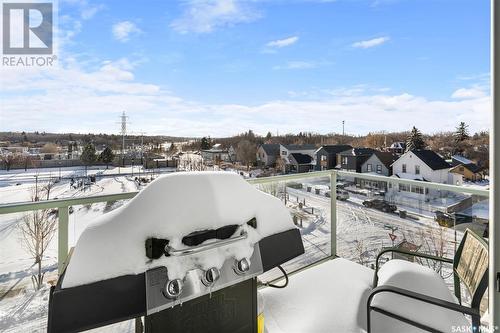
[254,174,332,283]
[336,172,489,308]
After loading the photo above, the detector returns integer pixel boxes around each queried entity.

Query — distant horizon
[0,126,490,141]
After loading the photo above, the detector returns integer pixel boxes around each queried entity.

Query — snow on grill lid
[62,172,295,289]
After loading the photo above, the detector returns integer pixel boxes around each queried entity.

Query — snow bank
[62,172,295,288]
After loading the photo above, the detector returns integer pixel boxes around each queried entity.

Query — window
[399,184,409,192]
[411,185,424,194]
[402,164,407,173]
[281,150,287,156]
[415,165,420,175]
[321,155,327,161]
[342,156,348,165]
[367,163,372,172]
[376,165,382,174]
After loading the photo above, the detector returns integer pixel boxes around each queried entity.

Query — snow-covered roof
[451,155,473,165]
[62,172,295,288]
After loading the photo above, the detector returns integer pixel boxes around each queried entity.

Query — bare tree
[236,140,256,170]
[354,239,367,266]
[18,186,57,290]
[40,143,59,154]
[412,225,451,278]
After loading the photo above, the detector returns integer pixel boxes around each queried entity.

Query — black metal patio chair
[367,229,489,333]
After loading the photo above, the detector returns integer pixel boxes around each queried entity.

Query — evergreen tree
[405,126,426,151]
[454,122,470,143]
[81,143,97,175]
[453,122,470,155]
[200,137,211,150]
[265,131,272,141]
[99,146,115,169]
[168,143,177,155]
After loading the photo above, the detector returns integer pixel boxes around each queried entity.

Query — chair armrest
[366,285,479,333]
[373,248,453,287]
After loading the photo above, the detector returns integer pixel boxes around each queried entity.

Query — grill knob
[202,267,220,286]
[163,279,183,299]
[234,258,250,275]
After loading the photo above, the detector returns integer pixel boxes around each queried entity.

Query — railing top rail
[0,192,138,215]
[336,170,490,197]
[0,169,489,215]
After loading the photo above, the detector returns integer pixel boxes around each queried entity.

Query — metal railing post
[330,171,337,257]
[58,206,69,274]
[490,0,499,329]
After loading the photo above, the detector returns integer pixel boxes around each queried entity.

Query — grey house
[287,153,314,173]
[357,151,398,191]
[315,145,352,171]
[256,144,280,167]
[339,148,376,173]
[361,151,398,176]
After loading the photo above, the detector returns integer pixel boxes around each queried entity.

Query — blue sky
[0,0,491,137]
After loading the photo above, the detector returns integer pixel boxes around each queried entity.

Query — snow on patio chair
[367,229,488,333]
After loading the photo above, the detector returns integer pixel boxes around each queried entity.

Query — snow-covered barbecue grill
[48,172,304,333]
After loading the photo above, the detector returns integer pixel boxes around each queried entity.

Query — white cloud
[80,4,105,20]
[0,59,491,137]
[352,36,390,49]
[266,36,299,48]
[273,61,316,70]
[112,21,141,42]
[63,0,105,20]
[170,0,261,34]
[451,87,487,99]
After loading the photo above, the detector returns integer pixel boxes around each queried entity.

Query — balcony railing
[0,170,491,331]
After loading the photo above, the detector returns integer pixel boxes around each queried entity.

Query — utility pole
[342,120,345,136]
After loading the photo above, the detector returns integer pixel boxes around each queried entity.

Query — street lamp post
[34,175,39,201]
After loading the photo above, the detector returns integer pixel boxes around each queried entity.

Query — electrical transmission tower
[118,111,129,166]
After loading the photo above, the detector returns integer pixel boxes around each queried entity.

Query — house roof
[289,153,313,164]
[283,144,316,151]
[316,145,352,155]
[389,142,406,150]
[411,149,450,170]
[371,151,398,169]
[451,155,474,165]
[340,147,376,156]
[450,162,483,174]
[259,144,280,156]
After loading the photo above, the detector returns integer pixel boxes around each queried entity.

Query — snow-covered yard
[0,170,488,332]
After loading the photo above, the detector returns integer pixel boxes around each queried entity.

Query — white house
[201,144,235,163]
[387,142,406,154]
[389,149,462,199]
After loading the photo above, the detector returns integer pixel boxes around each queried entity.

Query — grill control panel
[145,245,263,315]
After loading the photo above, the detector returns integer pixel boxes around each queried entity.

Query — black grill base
[144,278,257,333]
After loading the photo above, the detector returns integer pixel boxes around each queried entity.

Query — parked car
[325,189,349,201]
[362,199,397,213]
[336,189,349,200]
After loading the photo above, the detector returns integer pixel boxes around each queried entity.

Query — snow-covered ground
[0,169,487,332]
[0,168,151,333]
